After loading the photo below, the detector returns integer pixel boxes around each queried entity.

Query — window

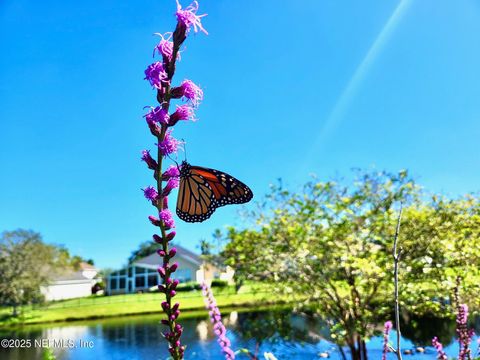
[174,269,192,283]
[148,274,158,287]
[136,267,146,274]
[128,266,133,277]
[135,276,145,288]
[119,278,126,289]
[110,278,117,290]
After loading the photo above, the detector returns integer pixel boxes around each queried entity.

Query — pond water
[0,310,478,360]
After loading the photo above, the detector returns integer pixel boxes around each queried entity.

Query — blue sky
[1,0,480,269]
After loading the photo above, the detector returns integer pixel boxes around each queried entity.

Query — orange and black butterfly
[176,161,253,223]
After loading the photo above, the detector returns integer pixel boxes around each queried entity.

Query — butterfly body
[176,161,253,223]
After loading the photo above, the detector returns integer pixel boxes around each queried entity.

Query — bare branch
[392,204,404,360]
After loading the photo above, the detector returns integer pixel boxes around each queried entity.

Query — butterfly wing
[176,167,217,223]
[176,164,253,223]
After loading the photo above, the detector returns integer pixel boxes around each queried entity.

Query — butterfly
[176,161,253,223]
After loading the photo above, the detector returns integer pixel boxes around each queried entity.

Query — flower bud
[141,150,158,170]
[169,262,178,273]
[149,216,161,227]
[171,279,180,290]
[158,266,166,277]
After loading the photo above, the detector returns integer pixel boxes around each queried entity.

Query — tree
[128,241,160,264]
[221,170,480,360]
[199,230,228,273]
[0,230,70,316]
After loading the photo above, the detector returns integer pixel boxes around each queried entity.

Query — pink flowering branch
[382,321,393,360]
[201,282,235,360]
[431,302,477,360]
[432,337,448,360]
[141,1,207,359]
[457,304,473,360]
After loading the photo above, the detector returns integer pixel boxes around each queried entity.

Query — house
[40,262,100,301]
[106,244,233,295]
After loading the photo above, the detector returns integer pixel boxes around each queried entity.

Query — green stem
[150,22,187,360]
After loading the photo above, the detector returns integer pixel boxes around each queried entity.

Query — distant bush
[176,281,202,292]
[92,282,104,294]
[211,279,228,288]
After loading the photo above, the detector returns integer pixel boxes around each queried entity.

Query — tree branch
[392,204,403,360]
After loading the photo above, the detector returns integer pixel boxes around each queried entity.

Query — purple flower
[163,196,169,209]
[169,177,180,188]
[163,177,180,197]
[145,114,162,137]
[145,106,170,125]
[170,105,196,126]
[158,130,182,157]
[163,165,180,180]
[171,79,204,106]
[160,209,175,229]
[432,337,448,360]
[141,150,158,170]
[154,32,176,63]
[145,62,169,89]
[382,321,392,360]
[176,1,208,35]
[143,186,159,202]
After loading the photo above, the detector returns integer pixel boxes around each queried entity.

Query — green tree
[0,230,70,316]
[399,195,480,313]
[221,170,480,360]
[128,241,160,264]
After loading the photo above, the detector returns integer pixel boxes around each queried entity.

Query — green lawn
[0,284,286,327]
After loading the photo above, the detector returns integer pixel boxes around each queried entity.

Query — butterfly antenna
[167,154,181,171]
[182,138,188,162]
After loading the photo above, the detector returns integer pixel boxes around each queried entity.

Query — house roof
[54,271,91,282]
[134,244,202,268]
[50,263,98,283]
[79,262,97,270]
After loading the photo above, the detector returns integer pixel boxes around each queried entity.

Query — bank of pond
[1,308,479,359]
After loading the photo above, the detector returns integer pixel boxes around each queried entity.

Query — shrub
[211,279,228,288]
[175,281,202,292]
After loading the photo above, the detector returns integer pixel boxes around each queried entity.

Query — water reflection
[0,310,477,360]
[400,314,457,346]
[196,320,208,341]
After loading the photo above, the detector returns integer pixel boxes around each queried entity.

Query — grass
[0,283,287,327]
